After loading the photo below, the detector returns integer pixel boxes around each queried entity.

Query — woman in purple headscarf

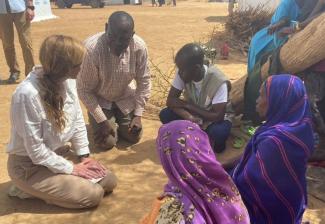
[227,75,314,224]
[141,120,249,224]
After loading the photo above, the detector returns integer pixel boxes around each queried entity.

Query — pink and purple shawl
[157,120,250,224]
[232,75,314,224]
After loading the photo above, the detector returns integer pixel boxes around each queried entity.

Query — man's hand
[129,116,142,133]
[25,9,35,21]
[95,120,115,144]
[188,115,203,126]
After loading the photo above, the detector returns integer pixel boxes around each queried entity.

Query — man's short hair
[108,11,134,31]
[175,43,204,67]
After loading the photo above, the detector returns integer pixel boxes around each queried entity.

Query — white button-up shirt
[7,67,90,174]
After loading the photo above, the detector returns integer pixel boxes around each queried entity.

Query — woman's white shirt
[7,67,90,174]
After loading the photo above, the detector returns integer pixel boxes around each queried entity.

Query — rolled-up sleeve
[134,47,151,116]
[77,51,107,123]
[11,96,73,174]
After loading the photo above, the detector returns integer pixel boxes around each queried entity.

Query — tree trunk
[280,13,325,73]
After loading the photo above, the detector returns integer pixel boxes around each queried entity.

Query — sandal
[240,125,257,137]
[233,136,245,149]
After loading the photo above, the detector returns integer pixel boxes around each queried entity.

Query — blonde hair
[39,35,85,132]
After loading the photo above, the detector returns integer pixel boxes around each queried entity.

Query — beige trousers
[0,12,34,76]
[7,148,117,209]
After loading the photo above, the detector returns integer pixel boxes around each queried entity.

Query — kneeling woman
[7,35,117,208]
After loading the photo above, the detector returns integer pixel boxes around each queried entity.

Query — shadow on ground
[0,181,89,217]
[205,16,228,23]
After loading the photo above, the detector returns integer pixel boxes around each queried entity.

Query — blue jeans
[159,108,232,153]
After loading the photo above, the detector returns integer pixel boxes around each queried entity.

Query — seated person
[224,75,314,223]
[247,0,314,74]
[244,0,324,123]
[141,120,250,224]
[7,35,117,209]
[281,0,325,34]
[278,1,325,134]
[159,43,232,153]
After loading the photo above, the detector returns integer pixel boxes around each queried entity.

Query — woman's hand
[81,157,107,174]
[267,24,279,35]
[72,158,107,179]
[278,27,295,37]
[268,18,289,35]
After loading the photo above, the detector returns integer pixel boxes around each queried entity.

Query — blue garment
[232,75,314,224]
[0,0,26,14]
[159,108,232,153]
[247,0,300,73]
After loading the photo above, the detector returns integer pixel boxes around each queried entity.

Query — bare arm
[166,86,198,121]
[166,86,188,108]
[299,0,325,29]
[307,0,325,20]
[25,0,35,21]
[167,86,226,123]
[300,13,324,29]
[268,18,290,34]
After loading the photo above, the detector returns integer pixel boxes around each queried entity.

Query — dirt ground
[0,2,323,224]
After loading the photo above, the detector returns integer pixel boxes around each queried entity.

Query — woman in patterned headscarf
[141,120,249,224]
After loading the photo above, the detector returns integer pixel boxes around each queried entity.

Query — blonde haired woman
[7,35,117,209]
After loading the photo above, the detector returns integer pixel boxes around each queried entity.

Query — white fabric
[171,71,185,91]
[237,0,281,11]
[211,83,228,104]
[33,0,57,22]
[172,65,228,106]
[7,66,90,174]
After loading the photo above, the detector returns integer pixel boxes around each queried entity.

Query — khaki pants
[0,12,34,76]
[88,104,143,150]
[7,147,117,209]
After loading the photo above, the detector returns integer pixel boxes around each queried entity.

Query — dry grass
[149,59,175,107]
[211,4,273,55]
